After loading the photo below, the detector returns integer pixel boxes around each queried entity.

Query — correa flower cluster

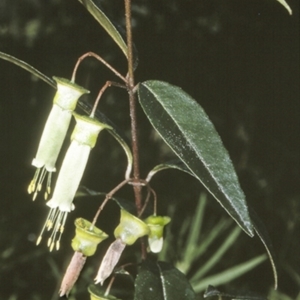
[29,77,109,251]
[29,74,171,297]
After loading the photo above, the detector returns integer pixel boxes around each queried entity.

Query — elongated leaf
[78,0,128,57]
[204,285,267,300]
[0,51,55,88]
[146,159,195,182]
[134,260,196,300]
[249,209,278,289]
[276,0,292,15]
[192,227,242,281]
[191,254,267,293]
[138,80,253,237]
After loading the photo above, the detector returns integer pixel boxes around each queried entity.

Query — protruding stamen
[45,173,52,200]
[36,236,42,246]
[37,209,68,251]
[28,168,40,195]
[50,242,55,252]
[36,208,53,246]
[28,167,52,200]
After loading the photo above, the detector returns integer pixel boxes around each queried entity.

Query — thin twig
[71,51,127,83]
[90,81,126,117]
[91,179,130,228]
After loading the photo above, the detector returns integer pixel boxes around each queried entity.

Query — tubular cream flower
[28,77,89,200]
[37,113,108,251]
[144,215,171,253]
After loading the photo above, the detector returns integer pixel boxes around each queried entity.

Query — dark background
[0,0,299,299]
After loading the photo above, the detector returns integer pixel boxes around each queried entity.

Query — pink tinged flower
[28,77,89,201]
[94,238,126,286]
[94,210,150,285]
[59,251,87,297]
[36,114,108,251]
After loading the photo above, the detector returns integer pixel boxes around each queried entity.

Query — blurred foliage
[0,0,299,299]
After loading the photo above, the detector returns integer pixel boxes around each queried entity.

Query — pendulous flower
[59,219,108,297]
[28,77,89,200]
[37,113,109,251]
[144,215,171,253]
[94,209,150,285]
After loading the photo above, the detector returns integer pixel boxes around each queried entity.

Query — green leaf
[191,254,267,293]
[204,285,267,300]
[146,159,195,182]
[276,0,292,15]
[249,209,278,289]
[134,260,196,300]
[0,51,55,88]
[138,80,254,237]
[78,0,128,57]
[191,226,242,281]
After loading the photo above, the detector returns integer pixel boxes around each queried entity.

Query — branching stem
[71,51,126,83]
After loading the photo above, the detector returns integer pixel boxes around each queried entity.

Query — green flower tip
[88,285,121,300]
[72,113,110,148]
[114,209,150,246]
[145,215,171,253]
[53,77,90,111]
[72,218,108,256]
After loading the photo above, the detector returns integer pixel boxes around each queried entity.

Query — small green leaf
[276,0,292,15]
[146,159,195,182]
[134,260,196,300]
[138,80,253,237]
[249,209,278,289]
[0,51,55,88]
[78,0,128,57]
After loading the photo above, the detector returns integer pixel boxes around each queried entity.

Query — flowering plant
[0,0,292,298]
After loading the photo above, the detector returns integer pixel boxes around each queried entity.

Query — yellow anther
[36,236,42,246]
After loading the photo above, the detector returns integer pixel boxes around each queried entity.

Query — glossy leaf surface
[134,260,196,300]
[138,80,253,237]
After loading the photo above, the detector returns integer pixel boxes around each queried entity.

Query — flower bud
[59,251,86,297]
[94,238,126,286]
[114,209,150,246]
[144,215,171,253]
[72,218,108,256]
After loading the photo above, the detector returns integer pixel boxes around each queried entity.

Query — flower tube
[144,215,171,253]
[59,219,109,297]
[28,77,89,200]
[37,114,108,251]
